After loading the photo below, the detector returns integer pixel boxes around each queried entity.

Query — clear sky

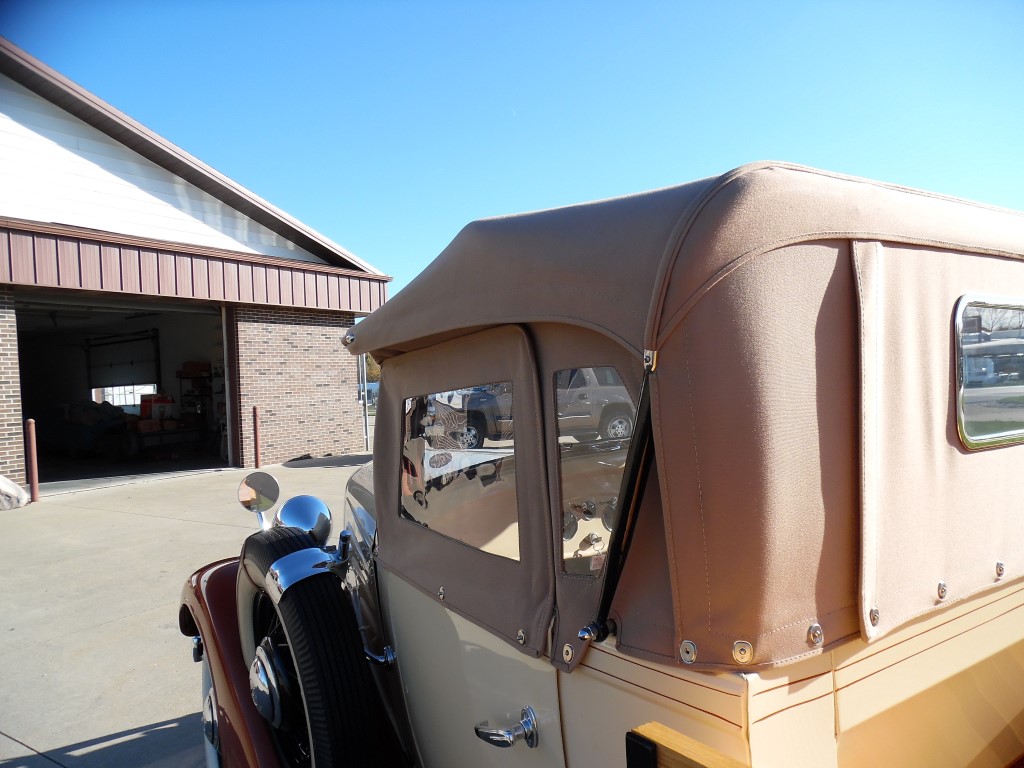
[1,1,1022,296]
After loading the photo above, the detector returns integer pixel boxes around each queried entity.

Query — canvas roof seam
[0,37,385,277]
[644,162,776,351]
[647,161,1024,351]
[655,230,1024,351]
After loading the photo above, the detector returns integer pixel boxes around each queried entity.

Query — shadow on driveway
[0,714,204,767]
[282,453,371,469]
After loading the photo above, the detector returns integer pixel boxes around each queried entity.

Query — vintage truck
[180,161,1024,767]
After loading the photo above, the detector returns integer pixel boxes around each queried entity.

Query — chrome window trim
[955,294,1024,450]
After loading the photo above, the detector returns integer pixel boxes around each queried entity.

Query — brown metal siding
[0,231,10,282]
[57,238,80,287]
[120,247,141,293]
[0,221,387,315]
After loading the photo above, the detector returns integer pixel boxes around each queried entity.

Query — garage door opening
[16,294,230,485]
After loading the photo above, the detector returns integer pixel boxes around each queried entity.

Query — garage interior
[16,291,229,483]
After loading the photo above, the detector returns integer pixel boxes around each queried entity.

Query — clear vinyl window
[956,297,1024,449]
[554,366,635,574]
[400,383,520,560]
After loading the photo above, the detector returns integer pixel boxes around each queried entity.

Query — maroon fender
[179,559,280,768]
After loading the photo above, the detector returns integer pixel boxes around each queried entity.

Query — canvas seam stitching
[853,247,874,634]
[684,327,712,633]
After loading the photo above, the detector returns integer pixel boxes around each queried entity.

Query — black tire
[461,413,487,449]
[240,527,405,767]
[600,408,634,440]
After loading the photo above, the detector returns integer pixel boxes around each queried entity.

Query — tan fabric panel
[347,175,718,359]
[608,458,677,665]
[654,242,860,669]
[527,323,645,670]
[373,326,554,656]
[855,241,1024,643]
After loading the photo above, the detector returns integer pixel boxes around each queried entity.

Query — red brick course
[233,306,365,467]
[0,286,25,485]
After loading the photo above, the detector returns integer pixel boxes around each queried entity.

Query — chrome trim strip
[954,294,1024,450]
[263,547,342,605]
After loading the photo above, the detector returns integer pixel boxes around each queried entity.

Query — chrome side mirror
[239,472,280,530]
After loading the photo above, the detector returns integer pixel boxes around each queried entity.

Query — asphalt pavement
[0,454,372,768]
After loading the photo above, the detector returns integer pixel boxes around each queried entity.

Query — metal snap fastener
[732,641,753,664]
[437,587,445,601]
[562,644,574,663]
[516,630,526,646]
[996,561,1006,579]
[869,607,880,626]
[937,581,947,600]
[807,623,824,647]
[679,640,697,664]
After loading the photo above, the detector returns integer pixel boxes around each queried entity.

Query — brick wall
[234,306,364,467]
[0,286,25,485]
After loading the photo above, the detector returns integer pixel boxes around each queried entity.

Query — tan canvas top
[352,162,1024,670]
[348,161,1024,361]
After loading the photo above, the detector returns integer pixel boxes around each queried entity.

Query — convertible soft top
[348,161,1024,361]
[350,163,1024,670]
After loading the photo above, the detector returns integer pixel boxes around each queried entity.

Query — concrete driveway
[0,454,371,768]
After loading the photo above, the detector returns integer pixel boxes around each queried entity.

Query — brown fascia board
[0,37,389,280]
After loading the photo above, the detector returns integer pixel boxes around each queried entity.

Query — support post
[253,406,261,469]
[25,418,39,502]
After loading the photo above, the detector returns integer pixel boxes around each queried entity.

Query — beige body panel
[573,582,1024,766]
[379,568,566,768]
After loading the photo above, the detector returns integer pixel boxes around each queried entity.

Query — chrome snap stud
[516,630,526,646]
[937,581,947,601]
[807,623,824,647]
[679,640,697,664]
[869,607,880,626]
[437,586,445,601]
[996,561,1006,579]
[732,641,753,664]
[562,644,574,663]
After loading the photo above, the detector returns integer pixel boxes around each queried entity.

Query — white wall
[0,74,325,263]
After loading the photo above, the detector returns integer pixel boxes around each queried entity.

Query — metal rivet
[516,630,526,646]
[996,561,1006,579]
[869,607,880,626]
[679,641,697,664]
[937,581,947,600]
[343,332,356,347]
[562,644,574,663]
[437,587,445,601]
[807,623,824,647]
[732,641,753,664]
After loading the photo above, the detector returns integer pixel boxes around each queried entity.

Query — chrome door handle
[474,706,538,749]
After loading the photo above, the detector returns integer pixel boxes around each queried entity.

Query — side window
[555,366,636,574]
[400,382,520,560]
[956,297,1024,448]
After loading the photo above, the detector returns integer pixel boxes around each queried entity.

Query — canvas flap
[373,325,554,656]
[855,240,1024,642]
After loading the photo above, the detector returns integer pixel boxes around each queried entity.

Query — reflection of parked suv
[179,163,1024,768]
[555,367,633,439]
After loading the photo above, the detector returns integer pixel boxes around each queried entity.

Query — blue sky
[2,1,1022,295]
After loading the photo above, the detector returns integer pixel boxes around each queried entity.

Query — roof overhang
[0,36,387,278]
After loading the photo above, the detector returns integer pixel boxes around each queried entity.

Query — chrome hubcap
[250,641,283,728]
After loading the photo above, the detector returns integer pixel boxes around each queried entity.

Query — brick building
[0,39,388,486]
